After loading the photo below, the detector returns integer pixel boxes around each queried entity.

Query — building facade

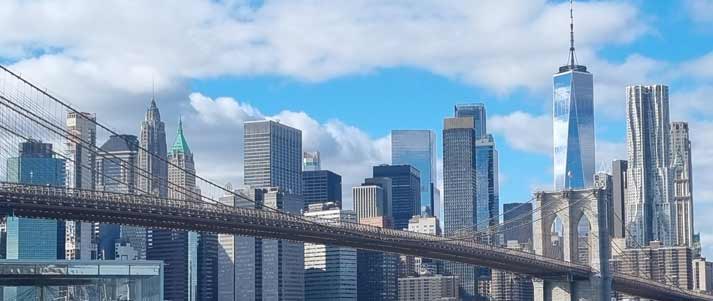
[552,48,595,191]
[391,130,438,217]
[137,98,168,197]
[244,120,303,194]
[442,116,478,300]
[671,122,694,247]
[303,169,342,209]
[373,165,420,230]
[693,257,713,293]
[5,140,65,260]
[475,134,499,238]
[65,112,97,260]
[625,85,674,247]
[502,202,533,247]
[454,103,487,139]
[304,202,357,300]
[612,160,628,239]
[303,151,321,171]
[398,275,459,301]
[612,242,692,290]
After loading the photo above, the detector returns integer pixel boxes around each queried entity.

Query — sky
[2,0,713,256]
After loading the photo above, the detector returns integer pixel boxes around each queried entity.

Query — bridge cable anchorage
[0,64,388,241]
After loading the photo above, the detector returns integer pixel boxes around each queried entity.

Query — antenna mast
[569,0,576,68]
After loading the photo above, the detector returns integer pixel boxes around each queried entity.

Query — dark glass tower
[372,164,420,230]
[303,170,342,209]
[391,130,438,217]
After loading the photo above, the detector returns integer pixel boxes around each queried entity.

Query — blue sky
[2,0,713,256]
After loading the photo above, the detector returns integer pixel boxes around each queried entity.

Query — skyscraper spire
[569,0,576,68]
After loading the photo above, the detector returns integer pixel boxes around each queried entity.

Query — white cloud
[686,0,713,24]
[489,111,551,155]
[186,92,389,209]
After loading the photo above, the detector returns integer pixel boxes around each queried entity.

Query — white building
[304,202,357,300]
[671,122,694,247]
[693,257,713,293]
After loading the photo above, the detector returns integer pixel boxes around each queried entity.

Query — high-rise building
[5,140,65,260]
[353,178,392,221]
[625,85,674,247]
[138,98,168,197]
[95,134,139,260]
[65,112,97,260]
[244,120,303,194]
[303,169,342,209]
[303,151,321,171]
[147,120,217,301]
[407,216,442,276]
[503,202,533,247]
[611,241,692,290]
[242,120,304,300]
[391,130,438,217]
[671,122,694,247]
[373,165,420,230]
[454,103,487,139]
[552,4,595,191]
[612,160,628,239]
[357,213,398,301]
[442,116,478,300]
[398,275,459,301]
[475,134,499,237]
[693,257,713,293]
[491,240,534,301]
[304,202,357,301]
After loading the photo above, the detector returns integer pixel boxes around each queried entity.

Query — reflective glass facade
[391,130,437,217]
[475,135,499,234]
[553,68,594,190]
[6,141,65,260]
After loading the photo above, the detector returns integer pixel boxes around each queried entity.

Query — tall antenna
[569,0,576,68]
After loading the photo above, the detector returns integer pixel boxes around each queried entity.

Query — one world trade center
[553,0,594,190]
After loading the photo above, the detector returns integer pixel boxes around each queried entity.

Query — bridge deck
[0,183,709,301]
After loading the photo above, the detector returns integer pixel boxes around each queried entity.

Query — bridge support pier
[534,274,610,301]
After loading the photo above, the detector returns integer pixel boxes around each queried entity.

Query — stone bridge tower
[533,174,612,301]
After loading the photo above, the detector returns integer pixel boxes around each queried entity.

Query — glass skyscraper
[552,16,595,191]
[6,140,66,260]
[391,130,438,217]
[373,165,420,230]
[475,134,499,236]
[455,104,487,139]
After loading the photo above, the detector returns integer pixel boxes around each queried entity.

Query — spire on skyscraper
[568,0,577,68]
[171,117,191,154]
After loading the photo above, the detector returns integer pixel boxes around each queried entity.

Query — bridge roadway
[0,183,709,301]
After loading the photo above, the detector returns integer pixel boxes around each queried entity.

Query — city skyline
[2,0,713,270]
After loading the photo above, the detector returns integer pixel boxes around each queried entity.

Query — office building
[138,98,168,197]
[612,241,692,290]
[353,178,392,221]
[304,202,357,301]
[552,9,595,191]
[391,130,438,217]
[244,120,303,194]
[625,85,674,247]
[454,103,487,139]
[147,120,217,300]
[443,116,478,299]
[373,165,420,230]
[303,169,342,209]
[612,160,628,239]
[475,134,499,237]
[671,122,694,247]
[241,120,304,300]
[407,215,442,275]
[693,257,713,293]
[65,112,97,260]
[357,217,398,301]
[95,134,140,260]
[303,151,321,171]
[5,140,65,260]
[398,275,459,301]
[503,202,533,247]
[490,244,533,301]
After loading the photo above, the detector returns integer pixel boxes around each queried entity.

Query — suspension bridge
[0,65,710,301]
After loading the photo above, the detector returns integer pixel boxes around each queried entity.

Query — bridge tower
[532,174,612,301]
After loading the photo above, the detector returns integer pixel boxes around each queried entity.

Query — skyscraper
[65,112,97,260]
[391,130,438,217]
[625,85,673,247]
[442,116,478,299]
[242,120,304,300]
[373,165,420,230]
[5,140,65,260]
[454,104,487,139]
[303,169,342,209]
[612,160,628,239]
[503,202,533,247]
[304,202,358,301]
[671,122,694,247]
[475,134,499,237]
[148,120,218,300]
[552,2,595,191]
[138,98,168,197]
[95,134,139,260]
